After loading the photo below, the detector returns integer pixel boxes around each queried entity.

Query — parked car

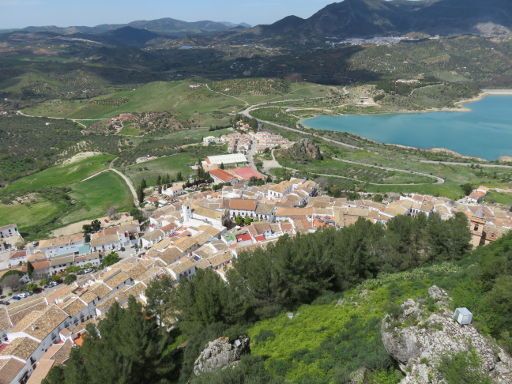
[11,295,22,301]
[49,281,59,288]
[0,300,10,306]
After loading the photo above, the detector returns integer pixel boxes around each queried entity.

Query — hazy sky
[0,0,336,29]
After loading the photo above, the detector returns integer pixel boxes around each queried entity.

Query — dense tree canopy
[44,297,178,384]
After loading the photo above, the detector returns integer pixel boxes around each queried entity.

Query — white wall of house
[0,225,18,239]
[229,209,256,218]
[40,242,85,258]
[91,241,123,253]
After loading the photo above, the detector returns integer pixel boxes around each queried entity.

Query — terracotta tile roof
[11,310,44,333]
[74,252,101,264]
[192,206,225,221]
[169,257,196,275]
[91,283,112,299]
[275,207,314,217]
[209,168,237,183]
[230,167,265,181]
[68,318,97,336]
[142,230,164,242]
[44,285,76,305]
[9,250,26,260]
[7,297,48,326]
[195,258,212,270]
[197,225,222,238]
[126,263,148,280]
[154,247,183,265]
[123,282,146,300]
[31,260,50,271]
[43,339,73,366]
[0,357,25,384]
[104,271,131,289]
[22,306,68,341]
[208,252,233,269]
[173,233,211,253]
[90,233,121,248]
[61,298,87,317]
[0,337,39,360]
[27,358,55,384]
[38,233,84,249]
[236,233,252,243]
[228,199,257,211]
[247,222,272,237]
[49,254,75,267]
[255,203,275,215]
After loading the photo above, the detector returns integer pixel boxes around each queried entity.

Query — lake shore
[301,92,512,161]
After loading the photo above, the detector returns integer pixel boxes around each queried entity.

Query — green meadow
[0,155,133,239]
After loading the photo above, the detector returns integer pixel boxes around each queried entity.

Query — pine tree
[46,298,178,384]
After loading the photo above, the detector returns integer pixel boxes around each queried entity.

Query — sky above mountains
[0,0,334,28]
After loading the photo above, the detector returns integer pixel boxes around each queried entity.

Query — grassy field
[483,191,512,207]
[0,199,63,230]
[0,154,114,196]
[124,146,222,186]
[24,79,339,127]
[61,171,134,225]
[0,154,133,239]
[277,155,435,186]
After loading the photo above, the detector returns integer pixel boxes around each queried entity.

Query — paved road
[240,102,360,151]
[241,100,445,185]
[16,110,102,129]
[420,160,512,169]
[334,158,445,185]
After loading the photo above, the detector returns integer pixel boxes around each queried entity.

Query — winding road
[81,158,139,207]
[240,99,446,186]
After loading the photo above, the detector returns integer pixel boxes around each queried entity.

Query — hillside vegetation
[0,155,133,239]
[45,212,512,383]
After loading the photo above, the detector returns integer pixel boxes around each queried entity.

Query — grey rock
[193,336,250,376]
[349,367,368,384]
[288,138,323,161]
[381,286,512,384]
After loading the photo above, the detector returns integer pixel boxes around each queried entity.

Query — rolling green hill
[0,154,133,239]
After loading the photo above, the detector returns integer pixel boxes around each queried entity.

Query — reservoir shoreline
[302,93,512,161]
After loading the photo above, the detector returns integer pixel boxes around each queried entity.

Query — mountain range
[2,18,250,36]
[3,0,512,47]
[250,0,512,41]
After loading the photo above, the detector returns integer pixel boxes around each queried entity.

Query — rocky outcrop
[381,286,512,383]
[288,138,323,161]
[193,336,250,376]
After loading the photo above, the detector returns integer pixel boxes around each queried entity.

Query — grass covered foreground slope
[247,235,512,384]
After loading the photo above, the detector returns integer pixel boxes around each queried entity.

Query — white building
[0,224,19,239]
[203,153,248,170]
[34,233,88,258]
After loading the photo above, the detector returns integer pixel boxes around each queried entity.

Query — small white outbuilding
[453,307,473,325]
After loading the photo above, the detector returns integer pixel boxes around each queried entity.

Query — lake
[303,95,512,160]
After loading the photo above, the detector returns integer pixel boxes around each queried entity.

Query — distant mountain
[125,18,248,35]
[4,17,249,36]
[92,26,160,47]
[249,0,512,41]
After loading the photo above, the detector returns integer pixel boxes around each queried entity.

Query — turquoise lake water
[303,95,512,160]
